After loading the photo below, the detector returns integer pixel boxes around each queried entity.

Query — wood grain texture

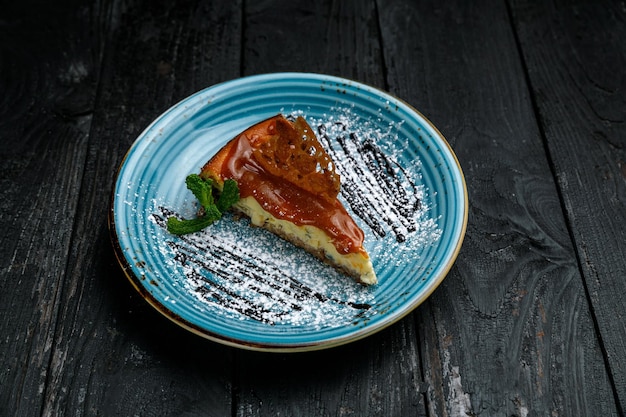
[235,320,426,417]
[377,0,619,415]
[243,0,384,86]
[35,0,243,415]
[2,0,623,415]
[0,1,105,415]
[509,0,626,410]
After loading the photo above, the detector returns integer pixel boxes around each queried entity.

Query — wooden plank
[0,2,106,415]
[509,0,626,409]
[377,0,620,415]
[242,0,384,86]
[235,321,426,417]
[235,1,427,416]
[37,0,243,415]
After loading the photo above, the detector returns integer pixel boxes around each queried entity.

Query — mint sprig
[167,174,239,236]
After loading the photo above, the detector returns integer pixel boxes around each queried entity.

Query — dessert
[200,114,377,285]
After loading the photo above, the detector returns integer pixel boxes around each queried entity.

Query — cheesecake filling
[235,196,377,285]
[215,127,366,256]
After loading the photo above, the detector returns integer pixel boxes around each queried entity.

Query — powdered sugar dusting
[303,107,436,246]
[149,207,373,328]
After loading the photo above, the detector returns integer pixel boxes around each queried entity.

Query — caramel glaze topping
[201,115,366,255]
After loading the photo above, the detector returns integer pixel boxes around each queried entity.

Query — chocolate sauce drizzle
[317,122,421,243]
[153,208,371,326]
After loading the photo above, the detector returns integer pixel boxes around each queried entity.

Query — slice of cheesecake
[200,114,377,285]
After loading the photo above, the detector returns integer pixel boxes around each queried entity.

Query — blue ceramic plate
[109,73,467,352]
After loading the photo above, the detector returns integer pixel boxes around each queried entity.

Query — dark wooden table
[2,0,625,415]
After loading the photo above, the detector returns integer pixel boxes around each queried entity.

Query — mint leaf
[203,204,223,222]
[167,216,215,235]
[217,179,240,213]
[185,174,214,211]
[166,174,239,236]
